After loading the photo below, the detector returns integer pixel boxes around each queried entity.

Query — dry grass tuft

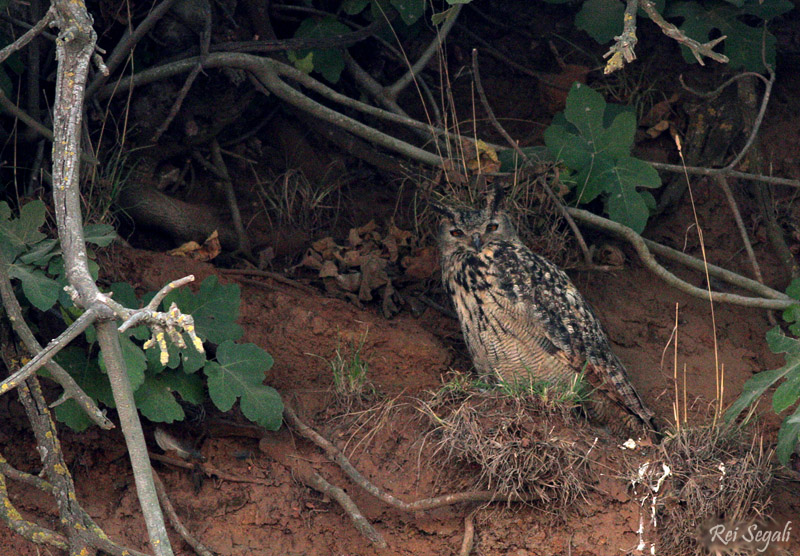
[419,377,597,510]
[630,426,774,556]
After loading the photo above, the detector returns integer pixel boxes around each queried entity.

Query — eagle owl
[432,188,657,437]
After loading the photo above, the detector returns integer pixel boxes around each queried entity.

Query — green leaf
[599,111,637,159]
[204,341,279,428]
[766,326,800,355]
[164,275,243,344]
[563,83,606,141]
[8,265,61,311]
[785,278,800,301]
[108,281,140,308]
[773,366,800,413]
[18,239,58,267]
[240,383,283,430]
[159,369,205,405]
[134,376,185,423]
[572,153,616,204]
[603,157,662,233]
[288,50,314,74]
[543,124,593,170]
[291,17,350,83]
[0,200,47,262]
[724,367,792,423]
[391,0,425,25]
[575,0,624,43]
[343,0,369,15]
[52,347,114,409]
[54,399,94,432]
[667,1,790,70]
[776,406,800,465]
[83,223,117,247]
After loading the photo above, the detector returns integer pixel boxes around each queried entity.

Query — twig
[471,49,592,265]
[97,52,503,158]
[210,140,252,256]
[639,0,729,65]
[0,260,112,428]
[647,161,800,188]
[566,207,796,310]
[0,467,69,551]
[679,72,769,99]
[716,175,764,284]
[300,468,388,549]
[384,4,462,101]
[459,513,475,556]
[283,403,539,511]
[152,470,215,556]
[0,90,98,166]
[0,6,54,64]
[643,239,785,300]
[151,0,212,143]
[218,268,318,295]
[0,309,97,397]
[85,0,183,98]
[722,67,775,173]
[603,0,639,74]
[150,452,274,486]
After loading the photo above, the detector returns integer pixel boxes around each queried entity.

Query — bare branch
[86,0,183,98]
[716,175,765,284]
[50,0,174,552]
[0,309,97,397]
[0,6,54,64]
[384,4,462,101]
[566,207,796,310]
[639,0,729,65]
[603,0,639,74]
[152,470,216,556]
[283,403,541,511]
[647,161,800,188]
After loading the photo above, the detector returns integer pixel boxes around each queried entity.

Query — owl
[431,187,657,438]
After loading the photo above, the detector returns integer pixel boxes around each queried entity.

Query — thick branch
[566,207,796,310]
[50,1,174,553]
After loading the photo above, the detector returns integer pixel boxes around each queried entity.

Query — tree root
[152,470,215,556]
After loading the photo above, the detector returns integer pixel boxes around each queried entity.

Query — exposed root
[459,513,475,556]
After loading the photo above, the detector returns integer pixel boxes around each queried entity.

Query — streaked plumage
[432,188,657,437]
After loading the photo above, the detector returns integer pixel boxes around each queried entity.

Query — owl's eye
[485,223,499,233]
[450,229,465,238]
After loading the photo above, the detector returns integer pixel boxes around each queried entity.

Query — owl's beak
[471,233,482,251]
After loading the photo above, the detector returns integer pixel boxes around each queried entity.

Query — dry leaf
[301,248,324,270]
[167,230,221,262]
[335,272,361,292]
[312,236,337,257]
[645,120,671,139]
[358,255,389,302]
[319,260,339,278]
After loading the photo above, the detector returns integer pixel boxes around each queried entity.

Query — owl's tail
[585,355,660,441]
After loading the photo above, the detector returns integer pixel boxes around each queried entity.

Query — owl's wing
[485,241,655,427]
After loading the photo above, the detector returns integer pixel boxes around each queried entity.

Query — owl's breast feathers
[443,239,655,433]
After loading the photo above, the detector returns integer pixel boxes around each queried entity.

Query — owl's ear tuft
[485,184,507,214]
[429,199,456,219]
